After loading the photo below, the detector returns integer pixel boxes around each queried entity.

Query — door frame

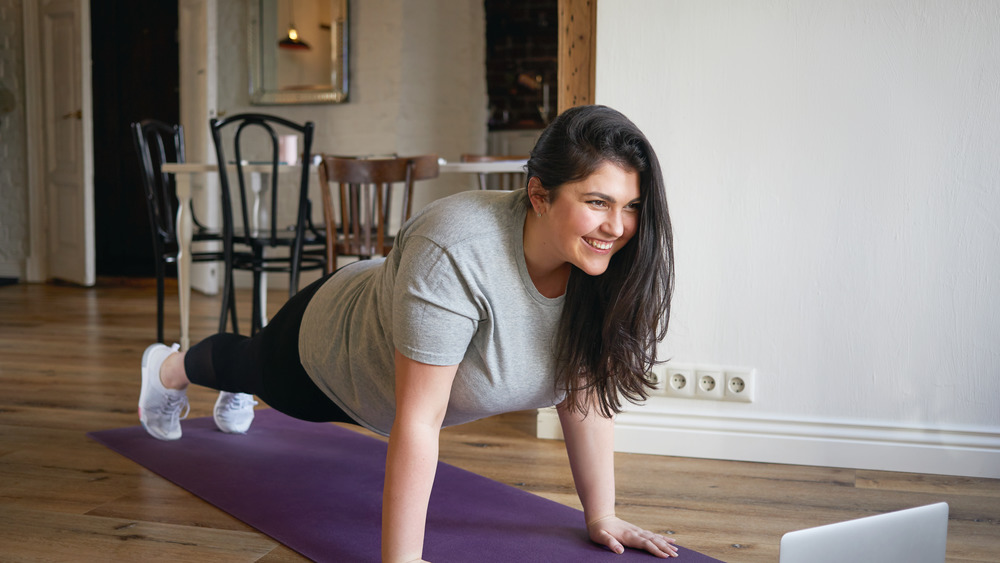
[178,0,220,294]
[558,0,597,112]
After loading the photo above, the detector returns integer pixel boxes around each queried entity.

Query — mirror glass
[249,0,348,105]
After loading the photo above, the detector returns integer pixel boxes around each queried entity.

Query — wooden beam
[558,0,597,113]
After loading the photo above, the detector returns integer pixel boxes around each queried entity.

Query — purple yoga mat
[89,409,724,562]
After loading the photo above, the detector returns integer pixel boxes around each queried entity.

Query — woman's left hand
[587,515,678,558]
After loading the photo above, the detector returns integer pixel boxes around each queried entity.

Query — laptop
[779,502,949,563]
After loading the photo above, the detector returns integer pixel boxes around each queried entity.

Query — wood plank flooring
[1,279,998,562]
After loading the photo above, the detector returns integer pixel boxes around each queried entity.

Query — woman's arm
[557,398,678,558]
[382,350,458,563]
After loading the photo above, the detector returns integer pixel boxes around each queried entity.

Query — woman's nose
[603,210,625,237]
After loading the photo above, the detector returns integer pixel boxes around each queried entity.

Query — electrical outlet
[694,369,725,400]
[659,362,756,402]
[723,369,755,403]
[647,364,668,395]
[661,363,695,398]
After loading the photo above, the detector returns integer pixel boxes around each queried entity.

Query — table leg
[251,172,268,329]
[175,173,193,351]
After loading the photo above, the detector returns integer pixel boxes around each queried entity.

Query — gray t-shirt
[299,189,566,436]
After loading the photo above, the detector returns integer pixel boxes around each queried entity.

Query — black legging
[184,273,356,424]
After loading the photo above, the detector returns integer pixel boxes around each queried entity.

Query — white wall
[397,0,490,209]
[216,0,487,208]
[212,0,488,285]
[540,0,1000,478]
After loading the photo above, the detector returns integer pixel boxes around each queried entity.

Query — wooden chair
[460,153,529,190]
[209,113,326,335]
[318,155,440,273]
[131,119,233,343]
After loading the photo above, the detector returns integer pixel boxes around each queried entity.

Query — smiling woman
[523,105,674,420]
[134,105,677,561]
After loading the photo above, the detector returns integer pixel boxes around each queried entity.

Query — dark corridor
[91,0,179,277]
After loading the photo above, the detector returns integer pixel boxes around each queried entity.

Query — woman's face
[533,161,641,277]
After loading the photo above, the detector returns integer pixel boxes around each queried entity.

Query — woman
[138,105,676,561]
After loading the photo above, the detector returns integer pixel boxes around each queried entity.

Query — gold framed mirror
[248,0,349,105]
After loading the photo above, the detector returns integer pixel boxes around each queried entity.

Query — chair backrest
[460,153,529,190]
[208,113,315,249]
[131,119,186,247]
[317,155,439,263]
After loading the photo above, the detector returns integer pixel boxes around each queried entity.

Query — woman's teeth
[585,238,613,250]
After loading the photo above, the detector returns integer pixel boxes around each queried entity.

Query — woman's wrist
[586,513,618,529]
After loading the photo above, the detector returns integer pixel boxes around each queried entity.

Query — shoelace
[220,393,258,414]
[158,393,191,421]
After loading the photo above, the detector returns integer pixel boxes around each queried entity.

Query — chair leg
[219,256,238,335]
[250,250,263,336]
[250,272,260,336]
[221,270,239,335]
[227,283,239,334]
[289,250,301,300]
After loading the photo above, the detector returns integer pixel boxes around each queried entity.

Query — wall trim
[0,261,23,279]
[536,406,1000,479]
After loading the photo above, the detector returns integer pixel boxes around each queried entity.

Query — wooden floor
[1,279,997,562]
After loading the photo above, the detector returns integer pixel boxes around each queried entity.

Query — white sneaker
[138,343,189,440]
[213,391,258,434]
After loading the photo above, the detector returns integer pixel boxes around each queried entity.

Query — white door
[28,0,95,286]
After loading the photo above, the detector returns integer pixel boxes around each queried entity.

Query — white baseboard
[536,405,1000,479]
[0,261,23,279]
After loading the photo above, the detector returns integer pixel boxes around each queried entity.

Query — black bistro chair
[209,113,326,335]
[131,119,232,342]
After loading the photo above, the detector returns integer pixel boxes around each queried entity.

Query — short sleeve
[392,236,481,365]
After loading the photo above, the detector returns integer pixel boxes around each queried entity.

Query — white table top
[161,162,309,174]
[438,159,527,174]
[164,160,527,174]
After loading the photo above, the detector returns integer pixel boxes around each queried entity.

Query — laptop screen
[779,502,948,563]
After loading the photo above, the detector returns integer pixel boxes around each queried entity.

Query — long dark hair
[526,105,674,417]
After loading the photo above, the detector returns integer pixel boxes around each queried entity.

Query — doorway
[91,0,179,277]
[484,0,558,131]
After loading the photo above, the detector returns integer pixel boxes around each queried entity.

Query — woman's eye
[626,201,642,211]
[588,200,608,208]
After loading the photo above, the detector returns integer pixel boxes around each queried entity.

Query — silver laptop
[779,502,949,563]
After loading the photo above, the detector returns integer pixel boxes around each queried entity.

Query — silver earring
[536,211,542,218]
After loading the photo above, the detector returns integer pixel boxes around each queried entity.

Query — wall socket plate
[724,370,755,403]
[651,362,755,403]
[649,363,694,397]
[695,368,725,400]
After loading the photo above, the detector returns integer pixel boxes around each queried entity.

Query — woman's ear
[527,177,548,215]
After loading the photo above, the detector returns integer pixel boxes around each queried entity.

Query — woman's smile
[584,237,615,251]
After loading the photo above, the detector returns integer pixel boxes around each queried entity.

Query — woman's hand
[557,400,677,558]
[587,515,678,558]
